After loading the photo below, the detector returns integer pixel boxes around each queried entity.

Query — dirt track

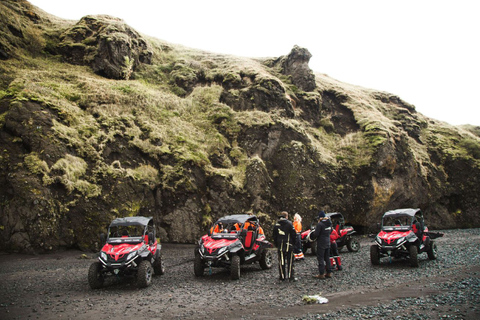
[0,229,479,320]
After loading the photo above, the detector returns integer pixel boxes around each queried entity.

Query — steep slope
[1,0,479,252]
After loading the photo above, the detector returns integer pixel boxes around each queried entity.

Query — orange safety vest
[210,224,222,234]
[242,221,264,235]
[293,221,302,233]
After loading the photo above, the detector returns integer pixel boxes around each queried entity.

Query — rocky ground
[0,228,479,320]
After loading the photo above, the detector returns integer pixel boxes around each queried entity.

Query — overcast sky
[29,0,479,126]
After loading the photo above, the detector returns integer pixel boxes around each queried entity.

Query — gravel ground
[0,228,479,320]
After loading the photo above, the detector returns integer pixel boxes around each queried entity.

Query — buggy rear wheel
[137,260,153,288]
[346,237,360,252]
[409,245,419,267]
[259,249,273,270]
[194,252,205,277]
[230,255,240,280]
[88,261,104,289]
[370,245,380,265]
[427,241,438,260]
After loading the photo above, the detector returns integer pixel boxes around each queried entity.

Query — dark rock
[57,15,152,79]
[281,45,316,92]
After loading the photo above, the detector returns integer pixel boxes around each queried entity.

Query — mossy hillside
[1,0,479,252]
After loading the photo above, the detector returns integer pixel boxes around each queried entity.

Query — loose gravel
[0,229,479,320]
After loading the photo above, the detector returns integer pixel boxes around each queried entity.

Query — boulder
[57,15,152,79]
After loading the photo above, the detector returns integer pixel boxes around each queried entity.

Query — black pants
[316,247,332,275]
[277,249,294,280]
[294,233,302,254]
[330,241,339,257]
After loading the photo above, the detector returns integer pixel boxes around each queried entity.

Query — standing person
[293,213,304,261]
[312,211,333,279]
[273,211,297,281]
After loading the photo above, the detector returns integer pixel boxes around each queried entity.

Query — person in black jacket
[273,211,297,281]
[312,211,333,279]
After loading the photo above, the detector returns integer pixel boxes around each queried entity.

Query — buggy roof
[215,214,257,225]
[383,208,421,218]
[326,212,343,218]
[109,216,153,227]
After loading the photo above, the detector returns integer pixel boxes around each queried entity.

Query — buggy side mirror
[100,233,106,244]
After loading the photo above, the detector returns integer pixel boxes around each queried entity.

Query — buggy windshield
[327,213,345,228]
[107,225,145,244]
[382,214,413,231]
[210,214,257,234]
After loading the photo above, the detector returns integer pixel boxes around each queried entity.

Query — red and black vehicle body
[328,212,360,252]
[88,216,165,289]
[194,214,273,280]
[370,208,443,267]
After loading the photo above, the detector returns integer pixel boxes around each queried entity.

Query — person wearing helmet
[273,211,297,281]
[312,211,333,279]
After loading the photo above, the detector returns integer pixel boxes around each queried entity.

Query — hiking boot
[313,274,325,279]
[325,272,332,278]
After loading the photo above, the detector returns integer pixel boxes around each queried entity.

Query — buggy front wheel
[194,252,205,277]
[310,241,317,255]
[230,255,240,280]
[153,250,165,276]
[88,261,104,289]
[137,260,153,288]
[409,245,419,267]
[370,245,380,265]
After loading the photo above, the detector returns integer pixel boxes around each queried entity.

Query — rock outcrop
[55,15,152,79]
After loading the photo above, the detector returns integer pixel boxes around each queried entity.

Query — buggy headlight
[126,251,137,261]
[397,237,405,244]
[218,247,227,255]
[100,252,107,261]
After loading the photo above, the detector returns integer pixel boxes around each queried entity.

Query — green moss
[24,152,49,175]
[47,154,100,197]
[0,111,6,127]
[202,213,213,228]
[459,138,480,159]
[126,164,160,189]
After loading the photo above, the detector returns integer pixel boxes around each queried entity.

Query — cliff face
[1,0,479,253]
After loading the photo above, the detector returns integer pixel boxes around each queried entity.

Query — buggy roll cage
[381,208,424,231]
[106,216,156,244]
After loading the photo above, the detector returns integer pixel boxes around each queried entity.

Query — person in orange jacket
[293,213,304,260]
[209,222,224,235]
[242,220,264,235]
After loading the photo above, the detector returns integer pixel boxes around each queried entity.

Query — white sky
[29,0,480,126]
